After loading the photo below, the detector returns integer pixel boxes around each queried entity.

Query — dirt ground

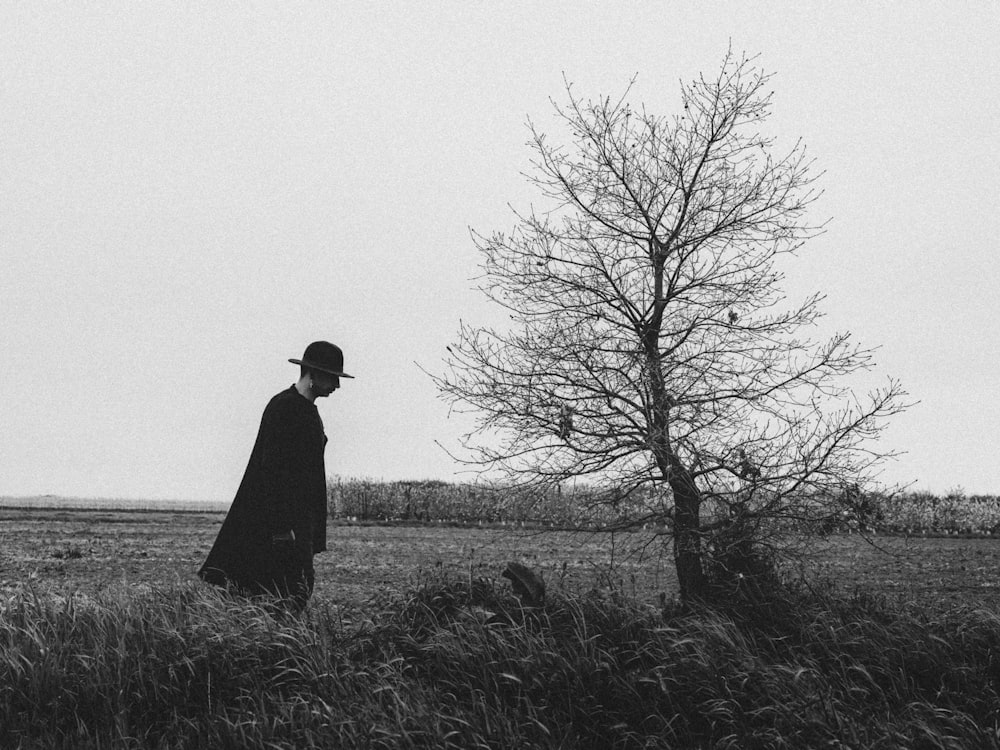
[3,508,999,612]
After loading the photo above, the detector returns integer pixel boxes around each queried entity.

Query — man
[199,341,353,612]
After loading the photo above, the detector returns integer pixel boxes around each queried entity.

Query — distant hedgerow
[329,477,1000,537]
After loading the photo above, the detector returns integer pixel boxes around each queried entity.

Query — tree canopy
[436,52,908,600]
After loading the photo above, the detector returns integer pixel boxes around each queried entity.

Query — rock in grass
[502,562,545,608]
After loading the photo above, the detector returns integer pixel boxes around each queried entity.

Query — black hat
[289,341,354,378]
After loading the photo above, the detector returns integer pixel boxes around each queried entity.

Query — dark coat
[199,386,328,602]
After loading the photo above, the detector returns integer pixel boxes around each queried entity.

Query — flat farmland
[0,508,679,607]
[3,507,1000,611]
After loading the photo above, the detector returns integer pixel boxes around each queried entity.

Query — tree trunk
[643,256,707,601]
[646,369,707,601]
[669,465,706,602]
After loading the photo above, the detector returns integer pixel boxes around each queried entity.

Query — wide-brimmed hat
[289,341,354,378]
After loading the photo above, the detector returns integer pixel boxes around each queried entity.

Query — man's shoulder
[263,386,308,414]
[269,385,300,403]
[261,386,322,435]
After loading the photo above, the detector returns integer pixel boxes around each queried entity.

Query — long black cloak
[198,386,328,600]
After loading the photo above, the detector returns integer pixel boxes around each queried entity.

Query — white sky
[1,3,998,500]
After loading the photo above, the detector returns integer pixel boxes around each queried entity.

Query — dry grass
[3,575,999,749]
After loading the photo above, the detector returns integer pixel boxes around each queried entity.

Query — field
[5,506,1000,747]
[4,506,1000,611]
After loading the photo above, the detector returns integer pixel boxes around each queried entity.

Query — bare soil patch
[3,508,999,611]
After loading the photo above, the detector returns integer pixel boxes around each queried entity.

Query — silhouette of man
[199,341,353,612]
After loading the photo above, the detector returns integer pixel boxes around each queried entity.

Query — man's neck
[294,378,316,403]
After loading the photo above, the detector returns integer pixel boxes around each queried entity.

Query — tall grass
[3,578,999,748]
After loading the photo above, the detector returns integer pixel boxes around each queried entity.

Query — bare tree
[434,52,908,601]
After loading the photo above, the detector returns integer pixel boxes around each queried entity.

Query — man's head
[289,341,353,401]
[304,368,340,399]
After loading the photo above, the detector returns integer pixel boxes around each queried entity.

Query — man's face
[312,371,340,398]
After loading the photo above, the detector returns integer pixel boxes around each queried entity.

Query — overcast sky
[2,3,998,501]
